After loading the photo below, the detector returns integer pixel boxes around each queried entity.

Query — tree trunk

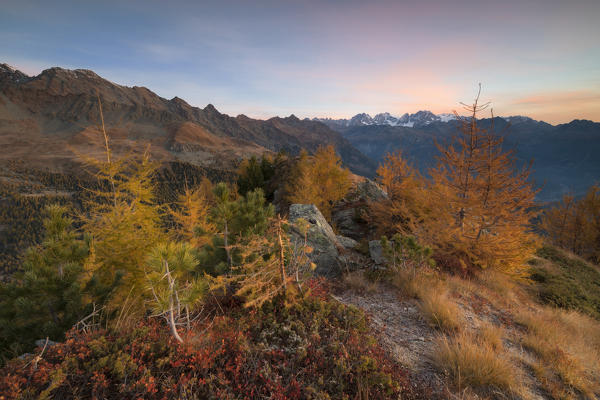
[164,260,183,343]
[277,216,287,291]
[224,220,232,269]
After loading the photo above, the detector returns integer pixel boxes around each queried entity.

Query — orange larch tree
[371,151,429,237]
[543,185,600,262]
[426,87,539,272]
[286,145,352,220]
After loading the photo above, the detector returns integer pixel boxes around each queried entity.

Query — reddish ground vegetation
[0,292,427,399]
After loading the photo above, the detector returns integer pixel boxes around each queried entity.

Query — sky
[1,0,599,124]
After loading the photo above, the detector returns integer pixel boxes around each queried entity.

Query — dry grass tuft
[478,269,517,297]
[477,321,503,351]
[433,332,517,394]
[343,270,378,295]
[419,289,463,333]
[516,307,600,398]
[391,268,435,299]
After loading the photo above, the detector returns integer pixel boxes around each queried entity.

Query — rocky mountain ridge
[313,110,551,130]
[313,111,459,129]
[0,63,376,176]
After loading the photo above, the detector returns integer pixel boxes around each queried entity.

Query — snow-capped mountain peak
[348,113,375,126]
[312,111,539,130]
[313,111,458,128]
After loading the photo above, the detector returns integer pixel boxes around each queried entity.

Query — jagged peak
[203,103,220,114]
[170,96,190,107]
[39,66,100,79]
[1,63,22,73]
[0,63,31,83]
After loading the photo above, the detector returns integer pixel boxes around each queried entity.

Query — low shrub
[0,294,426,400]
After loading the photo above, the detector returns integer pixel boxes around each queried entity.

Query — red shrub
[0,294,429,399]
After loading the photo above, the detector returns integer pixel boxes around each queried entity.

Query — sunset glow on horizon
[2,0,599,124]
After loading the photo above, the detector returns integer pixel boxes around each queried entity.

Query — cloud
[500,89,600,123]
[512,90,600,106]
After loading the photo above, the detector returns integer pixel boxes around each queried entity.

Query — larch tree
[427,86,539,272]
[542,185,600,262]
[286,145,352,220]
[371,151,429,237]
[79,96,164,309]
[169,178,216,249]
[80,152,164,307]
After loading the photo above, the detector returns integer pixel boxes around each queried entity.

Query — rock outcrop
[331,179,388,240]
[369,240,386,265]
[288,204,362,276]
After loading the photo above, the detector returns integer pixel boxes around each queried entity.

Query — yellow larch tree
[169,177,216,248]
[370,151,429,237]
[286,145,352,220]
[542,185,600,262]
[427,87,539,272]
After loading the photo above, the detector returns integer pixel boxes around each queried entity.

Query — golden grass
[516,307,600,398]
[478,269,517,297]
[343,270,378,295]
[419,289,463,332]
[432,332,517,394]
[390,253,600,399]
[391,268,434,299]
[477,321,503,351]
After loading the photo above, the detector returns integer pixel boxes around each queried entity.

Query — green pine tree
[145,241,208,342]
[199,186,275,275]
[0,205,90,360]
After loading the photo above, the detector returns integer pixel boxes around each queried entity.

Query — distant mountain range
[0,63,375,177]
[316,112,600,202]
[313,111,542,129]
[1,62,598,202]
[314,111,457,129]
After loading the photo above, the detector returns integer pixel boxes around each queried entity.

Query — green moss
[531,246,600,319]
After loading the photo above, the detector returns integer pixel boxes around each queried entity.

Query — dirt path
[335,283,549,400]
[334,287,447,397]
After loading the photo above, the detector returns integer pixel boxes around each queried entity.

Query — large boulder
[288,204,357,276]
[331,179,387,240]
[356,179,388,202]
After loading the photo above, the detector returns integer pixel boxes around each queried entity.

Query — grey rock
[289,204,341,276]
[331,207,359,239]
[356,179,388,202]
[336,235,358,249]
[330,179,388,240]
[369,240,386,265]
